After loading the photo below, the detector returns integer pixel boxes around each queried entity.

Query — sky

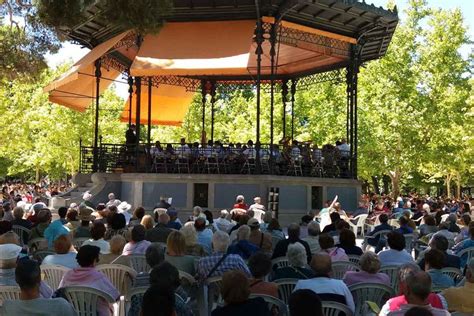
[44,0,473,98]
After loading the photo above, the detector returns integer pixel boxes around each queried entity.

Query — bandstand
[45,0,398,221]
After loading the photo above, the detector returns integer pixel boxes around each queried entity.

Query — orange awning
[45,31,132,111]
[130,20,256,77]
[120,84,195,126]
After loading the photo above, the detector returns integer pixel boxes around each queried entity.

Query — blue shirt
[227,240,260,260]
[197,229,213,255]
[427,269,454,288]
[42,252,79,269]
[454,239,474,268]
[196,251,251,280]
[396,225,414,235]
[378,249,414,266]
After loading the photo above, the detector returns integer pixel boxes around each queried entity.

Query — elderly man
[380,263,445,315]
[272,223,312,263]
[293,252,355,313]
[386,271,450,316]
[228,225,260,260]
[145,213,173,243]
[440,258,474,313]
[196,231,251,280]
[30,209,52,240]
[214,210,232,233]
[3,260,76,315]
[248,218,272,253]
[105,193,120,208]
[302,221,321,255]
[418,234,460,270]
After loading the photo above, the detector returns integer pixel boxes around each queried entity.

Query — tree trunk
[35,166,40,183]
[371,176,380,194]
[455,173,461,199]
[389,170,401,198]
[382,174,391,195]
[445,174,452,198]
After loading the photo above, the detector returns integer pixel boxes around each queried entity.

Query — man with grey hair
[214,209,232,233]
[145,213,173,243]
[228,225,259,260]
[380,263,446,315]
[273,242,314,280]
[294,252,355,313]
[196,230,251,280]
[386,271,450,316]
[303,221,321,254]
[440,258,474,313]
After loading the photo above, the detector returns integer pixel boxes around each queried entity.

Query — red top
[233,203,249,210]
[388,293,443,311]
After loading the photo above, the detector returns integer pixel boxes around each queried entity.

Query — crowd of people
[1,179,71,204]
[0,191,473,316]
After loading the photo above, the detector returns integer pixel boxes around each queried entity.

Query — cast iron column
[269,23,277,173]
[210,82,216,142]
[135,77,142,171]
[147,77,152,147]
[255,18,264,173]
[290,79,297,141]
[128,76,133,128]
[201,80,207,145]
[92,59,101,173]
[281,80,288,140]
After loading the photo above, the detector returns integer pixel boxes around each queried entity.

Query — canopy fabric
[44,31,131,111]
[120,84,195,126]
[130,20,256,77]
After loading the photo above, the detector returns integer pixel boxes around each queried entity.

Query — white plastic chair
[457,247,474,271]
[96,264,137,296]
[206,275,223,311]
[403,233,416,254]
[61,286,116,316]
[362,229,392,251]
[41,264,71,291]
[72,238,90,250]
[274,278,298,304]
[348,214,368,237]
[332,261,360,280]
[379,265,401,294]
[347,255,361,266]
[11,225,31,246]
[129,255,150,273]
[349,282,393,316]
[249,293,289,316]
[28,237,49,253]
[322,301,354,316]
[271,257,290,270]
[0,286,21,305]
[125,286,148,316]
[440,267,463,284]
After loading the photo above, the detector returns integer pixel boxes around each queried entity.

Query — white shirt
[82,238,110,254]
[294,277,355,313]
[378,249,414,266]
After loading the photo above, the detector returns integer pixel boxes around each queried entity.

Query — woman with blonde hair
[98,235,131,267]
[180,223,206,257]
[140,215,155,230]
[342,251,390,286]
[165,230,197,274]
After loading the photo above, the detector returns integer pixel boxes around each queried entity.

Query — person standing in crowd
[248,197,265,221]
[233,195,248,210]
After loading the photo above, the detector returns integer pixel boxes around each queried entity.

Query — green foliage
[35,0,95,29]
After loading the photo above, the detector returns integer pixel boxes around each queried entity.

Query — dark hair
[141,285,175,316]
[318,233,335,250]
[289,289,323,316]
[109,213,126,230]
[150,261,180,290]
[203,210,214,224]
[336,220,350,231]
[90,221,106,240]
[462,214,471,226]
[54,234,72,254]
[338,229,356,247]
[76,245,100,267]
[379,213,389,224]
[267,218,281,231]
[146,243,165,267]
[194,217,206,231]
[131,224,146,243]
[288,223,301,240]
[248,252,272,278]
[221,270,250,304]
[66,209,78,221]
[58,207,68,218]
[301,215,312,225]
[387,231,406,251]
[405,307,433,316]
[133,207,145,220]
[0,221,12,234]
[430,234,448,252]
[399,216,409,226]
[329,212,341,223]
[15,259,41,290]
[424,215,436,226]
[424,249,445,269]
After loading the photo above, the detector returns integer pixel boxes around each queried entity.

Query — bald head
[405,271,432,303]
[310,253,332,276]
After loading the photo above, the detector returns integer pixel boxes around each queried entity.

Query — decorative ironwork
[296,69,346,90]
[101,55,129,74]
[111,31,138,51]
[145,76,202,92]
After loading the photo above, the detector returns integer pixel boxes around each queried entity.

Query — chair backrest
[274,278,298,304]
[379,265,401,294]
[126,286,147,304]
[129,255,150,273]
[206,275,223,309]
[322,301,354,316]
[249,294,289,316]
[354,214,368,226]
[271,257,290,270]
[11,225,31,245]
[0,286,21,306]
[440,267,463,284]
[347,255,361,266]
[62,286,115,316]
[72,238,89,250]
[349,283,394,316]
[41,264,71,291]
[28,237,49,253]
[403,234,416,253]
[32,250,56,262]
[96,264,137,295]
[457,247,474,266]
[332,261,360,280]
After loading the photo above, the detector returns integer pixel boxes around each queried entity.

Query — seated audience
[266,218,286,240]
[228,225,260,260]
[366,213,393,252]
[211,270,271,316]
[302,221,321,255]
[133,243,166,287]
[74,206,93,238]
[248,218,272,253]
[343,251,390,286]
[196,231,251,280]
[272,242,314,280]
[336,228,363,256]
[82,221,110,254]
[167,208,182,230]
[319,233,348,262]
[424,249,454,288]
[165,230,196,275]
[378,231,414,266]
[129,207,145,227]
[433,223,456,245]
[453,222,474,268]
[440,258,474,313]
[140,215,155,230]
[122,225,151,255]
[380,263,445,315]
[272,223,312,263]
[454,214,471,243]
[418,234,460,269]
[396,215,414,235]
[59,245,120,316]
[294,252,355,313]
[405,306,435,316]
[385,271,450,316]
[181,223,207,257]
[105,213,129,241]
[3,259,76,315]
[419,215,438,237]
[141,285,175,316]
[42,235,78,269]
[98,235,130,266]
[214,210,232,233]
[289,289,324,316]
[247,252,278,298]
[44,219,70,248]
[195,217,213,255]
[65,209,80,232]
[145,213,173,243]
[446,214,460,233]
[11,206,32,230]
[322,212,341,234]
[30,209,51,239]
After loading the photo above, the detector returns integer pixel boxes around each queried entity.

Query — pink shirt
[122,240,151,255]
[324,247,349,262]
[343,271,390,287]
